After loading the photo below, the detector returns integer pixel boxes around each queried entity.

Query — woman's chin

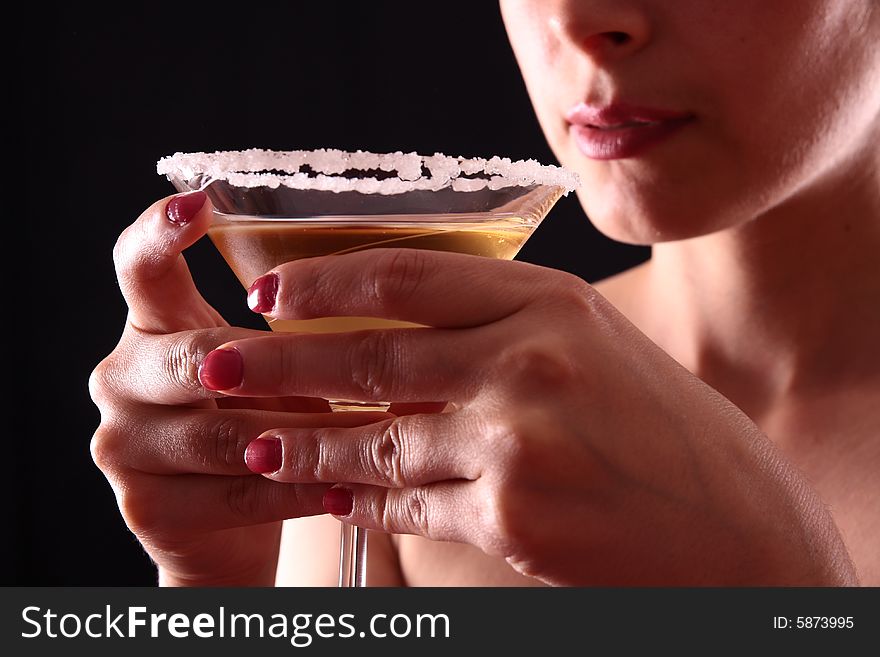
[582,194,734,245]
[588,215,663,245]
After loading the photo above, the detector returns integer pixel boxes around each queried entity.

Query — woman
[89,0,878,586]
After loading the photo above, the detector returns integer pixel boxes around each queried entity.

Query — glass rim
[156,148,581,196]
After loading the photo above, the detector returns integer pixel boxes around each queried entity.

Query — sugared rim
[156,148,580,195]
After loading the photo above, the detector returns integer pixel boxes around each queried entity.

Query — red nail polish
[198,348,243,390]
[247,273,280,314]
[245,438,282,474]
[323,488,353,516]
[166,191,207,226]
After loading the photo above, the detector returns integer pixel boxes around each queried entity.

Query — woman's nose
[548,0,652,64]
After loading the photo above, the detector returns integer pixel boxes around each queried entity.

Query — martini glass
[157,148,579,587]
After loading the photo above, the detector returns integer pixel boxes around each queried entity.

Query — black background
[15,2,648,585]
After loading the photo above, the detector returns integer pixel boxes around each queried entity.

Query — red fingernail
[245,438,282,474]
[247,273,279,314]
[166,191,207,226]
[323,488,353,516]
[198,348,243,390]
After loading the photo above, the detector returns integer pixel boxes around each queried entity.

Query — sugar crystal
[156,148,580,196]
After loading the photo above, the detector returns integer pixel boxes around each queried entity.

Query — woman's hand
[89,193,386,586]
[203,248,858,585]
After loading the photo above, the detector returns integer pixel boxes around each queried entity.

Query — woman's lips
[566,103,695,160]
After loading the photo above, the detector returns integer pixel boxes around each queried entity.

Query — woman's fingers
[198,328,489,402]
[94,325,266,406]
[251,248,553,328]
[252,411,484,486]
[93,406,390,476]
[97,325,337,408]
[119,470,331,536]
[323,481,485,549]
[114,191,225,334]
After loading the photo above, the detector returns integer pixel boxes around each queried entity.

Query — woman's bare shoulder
[591,260,652,322]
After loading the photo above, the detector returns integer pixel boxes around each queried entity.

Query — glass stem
[332,399,383,587]
[338,522,368,587]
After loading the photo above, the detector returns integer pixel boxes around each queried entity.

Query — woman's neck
[646,157,880,418]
